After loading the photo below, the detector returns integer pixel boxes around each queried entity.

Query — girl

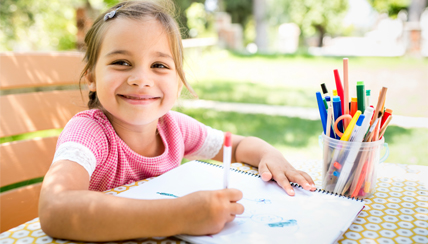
[39,0,316,241]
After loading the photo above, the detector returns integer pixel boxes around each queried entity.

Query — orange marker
[350,98,358,117]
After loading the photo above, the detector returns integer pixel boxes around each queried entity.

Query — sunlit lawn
[184,49,428,117]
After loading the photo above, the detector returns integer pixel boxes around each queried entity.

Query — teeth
[123,95,152,100]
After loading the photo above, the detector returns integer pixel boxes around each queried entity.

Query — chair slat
[1,137,59,187]
[0,52,84,90]
[0,183,42,232]
[0,90,88,137]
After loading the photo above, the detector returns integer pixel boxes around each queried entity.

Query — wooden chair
[0,52,88,232]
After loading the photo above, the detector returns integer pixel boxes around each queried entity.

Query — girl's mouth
[119,94,159,100]
[118,94,160,105]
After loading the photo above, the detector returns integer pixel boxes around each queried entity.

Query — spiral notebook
[117,160,365,244]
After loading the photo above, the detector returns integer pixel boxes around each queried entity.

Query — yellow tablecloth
[1,160,427,244]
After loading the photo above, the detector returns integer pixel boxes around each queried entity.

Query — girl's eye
[112,60,130,66]
[152,63,168,69]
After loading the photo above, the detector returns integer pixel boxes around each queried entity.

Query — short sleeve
[170,111,224,160]
[52,117,108,176]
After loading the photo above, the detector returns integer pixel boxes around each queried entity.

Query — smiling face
[88,17,181,128]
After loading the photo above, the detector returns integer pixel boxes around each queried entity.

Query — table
[1,160,427,244]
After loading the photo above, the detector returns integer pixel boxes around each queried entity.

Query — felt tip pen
[381,108,392,128]
[356,81,366,113]
[350,97,358,117]
[223,132,232,189]
[349,115,365,142]
[333,96,343,137]
[316,92,328,135]
[366,90,371,107]
[333,69,345,115]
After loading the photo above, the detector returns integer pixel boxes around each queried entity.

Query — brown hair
[79,0,197,109]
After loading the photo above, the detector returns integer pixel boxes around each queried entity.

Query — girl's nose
[127,69,154,87]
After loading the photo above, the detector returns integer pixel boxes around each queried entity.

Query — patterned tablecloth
[1,160,427,244]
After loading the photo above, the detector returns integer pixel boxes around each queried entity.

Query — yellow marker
[340,111,361,141]
[333,89,338,96]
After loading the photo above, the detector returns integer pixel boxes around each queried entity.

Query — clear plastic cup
[319,134,389,199]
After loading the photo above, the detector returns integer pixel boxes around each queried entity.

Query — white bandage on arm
[52,142,97,177]
[186,126,224,160]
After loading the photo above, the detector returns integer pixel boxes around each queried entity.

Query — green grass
[184,49,428,117]
[175,108,428,166]
[191,81,318,107]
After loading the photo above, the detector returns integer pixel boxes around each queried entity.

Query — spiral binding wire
[196,160,363,202]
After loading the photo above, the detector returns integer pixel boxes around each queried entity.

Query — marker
[316,92,328,135]
[349,115,365,142]
[379,115,392,139]
[333,69,345,115]
[356,81,366,113]
[323,98,328,109]
[366,90,371,107]
[333,96,343,137]
[350,97,358,117]
[343,59,350,130]
[381,108,392,128]
[340,111,361,142]
[223,132,232,189]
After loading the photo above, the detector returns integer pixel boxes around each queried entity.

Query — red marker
[381,108,392,128]
[334,69,345,117]
[223,132,232,189]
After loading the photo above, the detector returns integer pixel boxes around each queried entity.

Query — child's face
[89,17,181,127]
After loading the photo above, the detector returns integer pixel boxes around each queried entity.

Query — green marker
[323,98,328,109]
[356,81,366,113]
[366,90,371,107]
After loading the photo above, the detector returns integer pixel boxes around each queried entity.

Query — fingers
[258,162,273,181]
[272,173,295,196]
[287,171,317,191]
[227,203,244,222]
[223,188,243,202]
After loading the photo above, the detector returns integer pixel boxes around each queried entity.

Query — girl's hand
[258,152,316,196]
[178,189,244,235]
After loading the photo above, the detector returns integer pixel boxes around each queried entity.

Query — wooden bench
[0,52,88,232]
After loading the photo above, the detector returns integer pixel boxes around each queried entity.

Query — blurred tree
[271,0,349,47]
[186,2,215,37]
[0,0,82,51]
[368,0,411,18]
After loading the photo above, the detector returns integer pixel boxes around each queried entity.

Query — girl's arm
[211,135,316,196]
[39,160,243,241]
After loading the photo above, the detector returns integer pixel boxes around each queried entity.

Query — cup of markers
[316,58,392,199]
[320,134,389,198]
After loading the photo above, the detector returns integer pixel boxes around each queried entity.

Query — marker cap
[356,114,365,126]
[333,96,341,102]
[357,81,364,86]
[351,97,357,102]
[385,108,393,113]
[321,83,328,94]
[333,90,338,96]
[224,132,232,147]
[325,96,331,102]
[366,90,371,96]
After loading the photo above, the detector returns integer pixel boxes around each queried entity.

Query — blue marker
[316,92,328,135]
[333,96,343,139]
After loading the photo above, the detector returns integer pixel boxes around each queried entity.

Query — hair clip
[104,5,123,21]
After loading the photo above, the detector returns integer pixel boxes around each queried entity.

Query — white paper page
[117,161,365,244]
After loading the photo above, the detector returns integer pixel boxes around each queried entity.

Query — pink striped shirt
[53,109,224,191]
